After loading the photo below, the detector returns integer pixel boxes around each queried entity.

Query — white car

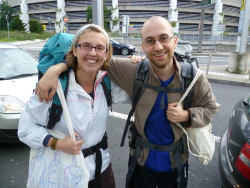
[0,44,38,143]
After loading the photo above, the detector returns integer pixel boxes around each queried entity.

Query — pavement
[199,64,250,87]
[10,40,250,87]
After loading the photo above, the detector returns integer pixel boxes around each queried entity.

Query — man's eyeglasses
[143,35,173,47]
[75,43,107,53]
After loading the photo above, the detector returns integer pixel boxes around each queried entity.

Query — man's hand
[35,63,67,103]
[128,55,145,64]
[166,102,190,123]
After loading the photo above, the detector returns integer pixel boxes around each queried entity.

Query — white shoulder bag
[27,80,90,188]
[175,69,215,165]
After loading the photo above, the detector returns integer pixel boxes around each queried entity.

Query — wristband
[51,137,58,150]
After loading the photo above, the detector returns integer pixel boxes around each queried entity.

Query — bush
[0,30,54,42]
[10,16,26,31]
[29,19,43,34]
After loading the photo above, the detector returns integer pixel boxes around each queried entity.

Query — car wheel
[121,48,129,56]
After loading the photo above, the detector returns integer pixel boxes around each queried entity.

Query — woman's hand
[56,132,84,155]
[166,102,190,123]
[128,55,145,64]
[35,63,67,103]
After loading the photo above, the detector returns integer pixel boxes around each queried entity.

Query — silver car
[0,44,38,143]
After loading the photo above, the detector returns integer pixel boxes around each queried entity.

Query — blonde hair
[66,24,113,71]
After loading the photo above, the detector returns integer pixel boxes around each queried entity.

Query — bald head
[141,16,173,38]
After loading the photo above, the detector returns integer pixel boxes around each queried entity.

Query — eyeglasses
[143,35,173,47]
[75,43,107,53]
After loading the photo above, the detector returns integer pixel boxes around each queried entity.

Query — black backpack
[120,53,199,146]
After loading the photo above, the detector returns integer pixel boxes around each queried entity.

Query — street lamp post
[198,6,205,53]
[48,17,52,32]
[229,0,250,74]
[198,0,216,52]
[236,0,250,54]
[6,14,10,40]
[92,0,104,27]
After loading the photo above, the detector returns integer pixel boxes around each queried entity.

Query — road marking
[109,111,222,142]
[21,47,43,49]
[214,136,221,143]
[109,111,128,120]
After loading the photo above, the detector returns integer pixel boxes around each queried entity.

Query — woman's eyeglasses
[75,43,107,53]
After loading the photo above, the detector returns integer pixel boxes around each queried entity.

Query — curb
[207,78,250,87]
[10,39,46,46]
[192,52,230,57]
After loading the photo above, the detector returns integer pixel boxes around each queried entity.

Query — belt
[82,133,108,188]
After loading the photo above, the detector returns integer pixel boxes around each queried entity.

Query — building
[8,0,241,39]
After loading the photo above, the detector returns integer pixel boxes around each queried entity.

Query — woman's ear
[104,52,108,61]
[73,47,77,57]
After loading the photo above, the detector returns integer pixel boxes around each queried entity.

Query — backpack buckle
[155,144,163,151]
[134,80,144,88]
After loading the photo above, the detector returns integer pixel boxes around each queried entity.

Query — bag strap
[174,69,209,159]
[47,72,69,130]
[177,69,201,107]
[57,79,76,139]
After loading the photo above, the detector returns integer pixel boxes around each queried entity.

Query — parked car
[110,38,136,56]
[218,94,250,188]
[0,43,38,143]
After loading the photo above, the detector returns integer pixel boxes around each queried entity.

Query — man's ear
[173,36,178,48]
[141,43,146,54]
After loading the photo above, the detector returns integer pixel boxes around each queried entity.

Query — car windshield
[111,39,119,44]
[0,48,38,79]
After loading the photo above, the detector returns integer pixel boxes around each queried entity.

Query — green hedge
[0,30,55,42]
[29,19,43,34]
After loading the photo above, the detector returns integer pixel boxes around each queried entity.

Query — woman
[18,24,130,188]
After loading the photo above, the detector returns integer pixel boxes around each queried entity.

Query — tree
[29,19,43,34]
[0,0,15,30]
[10,16,26,31]
[86,1,111,31]
[103,2,111,31]
[86,6,92,23]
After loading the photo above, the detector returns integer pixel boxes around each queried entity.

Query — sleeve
[111,81,131,104]
[187,73,220,128]
[43,135,53,147]
[18,93,52,148]
[62,60,72,71]
[107,57,137,97]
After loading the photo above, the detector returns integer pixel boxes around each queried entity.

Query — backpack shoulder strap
[180,60,198,110]
[101,75,112,109]
[47,71,70,130]
[132,59,149,107]
[120,59,149,147]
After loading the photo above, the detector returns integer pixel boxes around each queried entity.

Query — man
[36,16,219,188]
